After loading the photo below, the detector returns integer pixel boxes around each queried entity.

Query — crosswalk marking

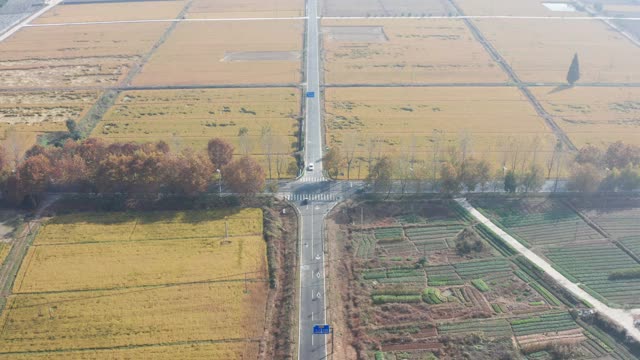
[297,176,325,183]
[279,192,337,202]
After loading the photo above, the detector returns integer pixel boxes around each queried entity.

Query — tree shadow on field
[48,207,245,226]
[548,84,574,95]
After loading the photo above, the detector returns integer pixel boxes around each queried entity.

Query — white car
[307,163,314,171]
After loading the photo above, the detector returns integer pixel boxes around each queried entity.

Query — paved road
[295,0,332,359]
[0,0,60,42]
[457,198,640,342]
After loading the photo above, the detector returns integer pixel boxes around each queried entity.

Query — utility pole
[225,218,229,240]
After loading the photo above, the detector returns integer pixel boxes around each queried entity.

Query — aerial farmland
[1,0,640,359]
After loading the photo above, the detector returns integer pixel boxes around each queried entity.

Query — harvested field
[321,0,454,17]
[0,208,269,356]
[33,1,185,24]
[473,19,640,83]
[532,87,640,147]
[0,342,258,360]
[133,21,303,86]
[0,91,100,152]
[322,19,508,85]
[325,87,556,179]
[455,0,587,16]
[0,23,169,88]
[186,0,303,19]
[91,88,300,175]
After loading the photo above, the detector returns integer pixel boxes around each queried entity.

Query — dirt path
[0,195,59,299]
[456,198,640,342]
[446,0,577,152]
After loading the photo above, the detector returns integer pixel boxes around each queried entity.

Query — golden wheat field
[0,23,168,88]
[36,208,262,244]
[33,1,186,24]
[14,235,266,293]
[0,342,258,360]
[187,0,303,18]
[322,19,508,85]
[133,21,303,86]
[0,243,10,266]
[0,282,267,353]
[0,209,268,356]
[532,86,640,147]
[325,87,557,178]
[474,18,640,83]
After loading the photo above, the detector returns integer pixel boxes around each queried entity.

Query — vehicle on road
[307,163,314,171]
[301,198,309,205]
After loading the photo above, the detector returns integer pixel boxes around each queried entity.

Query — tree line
[325,137,640,194]
[0,137,267,206]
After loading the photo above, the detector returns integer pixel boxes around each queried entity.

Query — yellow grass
[34,1,186,24]
[0,24,168,88]
[0,342,258,359]
[14,235,266,293]
[322,19,508,84]
[0,281,267,353]
[133,21,303,86]
[532,87,640,147]
[456,0,587,17]
[474,19,640,83]
[0,243,10,266]
[36,208,263,245]
[187,0,303,18]
[325,87,556,178]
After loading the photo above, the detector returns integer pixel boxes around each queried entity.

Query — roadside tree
[207,138,234,169]
[224,156,266,195]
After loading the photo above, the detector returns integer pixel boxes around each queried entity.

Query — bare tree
[547,140,563,178]
[430,129,443,186]
[238,127,252,156]
[344,134,358,180]
[366,137,378,174]
[4,127,28,170]
[261,124,274,179]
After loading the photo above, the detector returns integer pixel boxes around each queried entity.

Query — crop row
[438,319,512,338]
[354,233,377,259]
[374,227,403,241]
[454,259,511,279]
[510,312,577,336]
[548,244,640,306]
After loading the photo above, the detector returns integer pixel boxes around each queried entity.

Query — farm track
[0,196,59,299]
[446,0,577,152]
[0,83,303,93]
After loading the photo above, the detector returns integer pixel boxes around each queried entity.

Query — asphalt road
[296,0,333,358]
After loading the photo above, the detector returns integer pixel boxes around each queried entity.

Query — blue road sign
[306,91,315,98]
[313,324,331,334]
